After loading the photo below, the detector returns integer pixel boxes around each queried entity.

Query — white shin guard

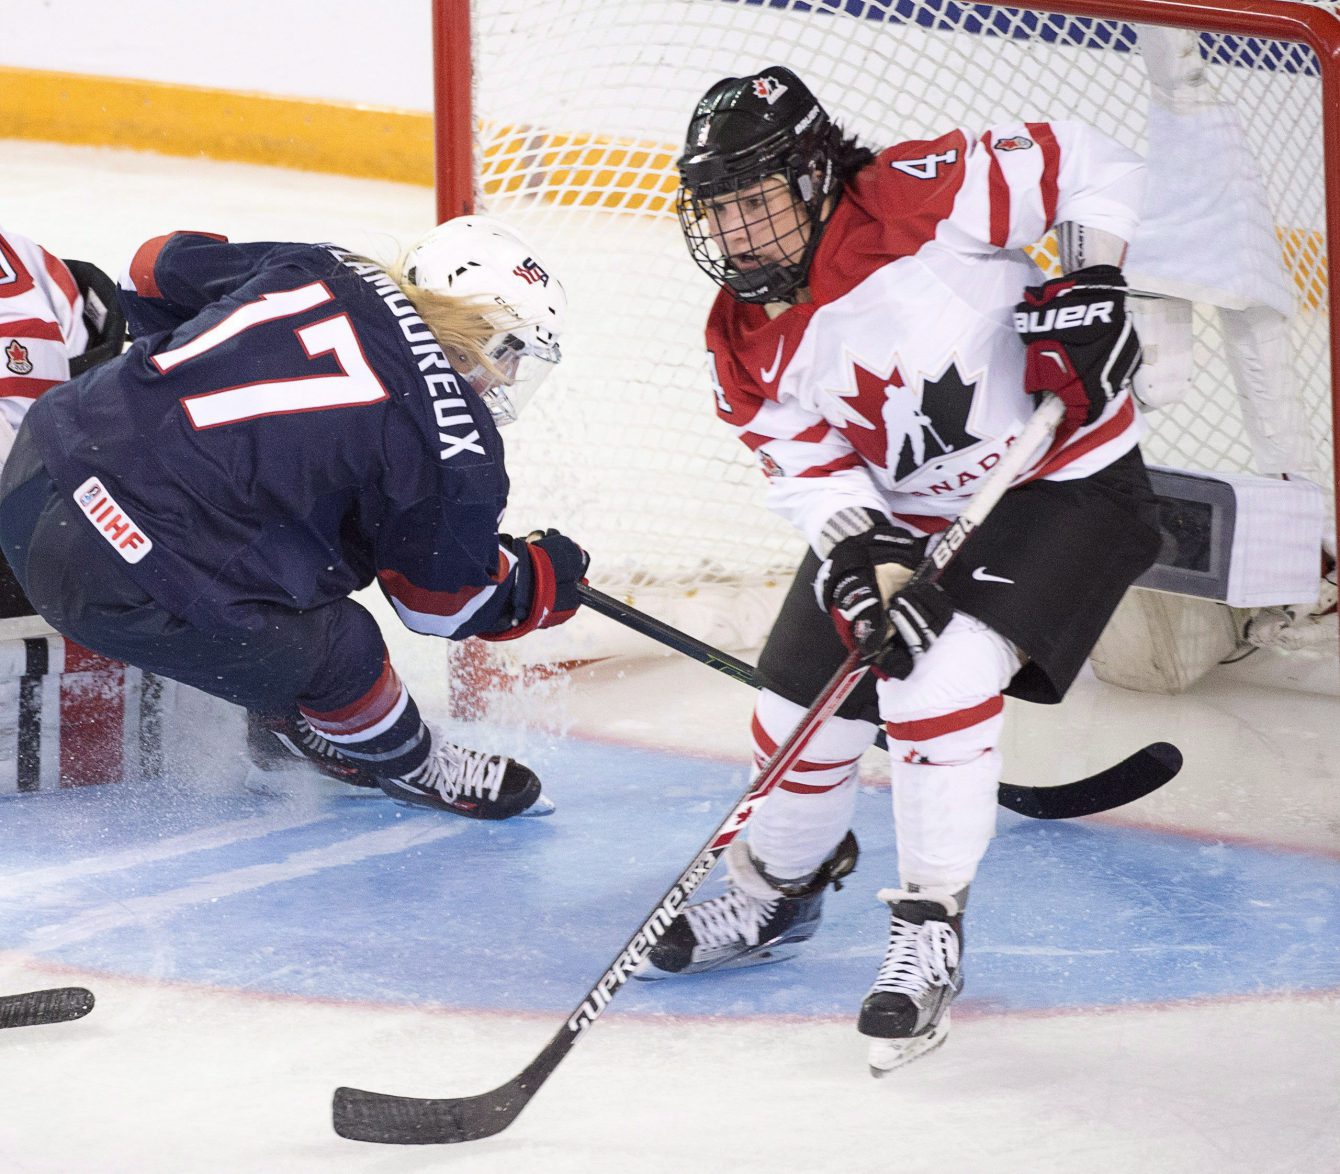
[745,689,876,880]
[878,615,1017,891]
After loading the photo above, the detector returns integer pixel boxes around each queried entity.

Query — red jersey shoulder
[705,292,816,426]
[876,131,970,183]
[0,233,37,300]
[810,130,970,303]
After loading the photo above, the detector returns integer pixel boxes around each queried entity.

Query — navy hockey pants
[0,428,389,717]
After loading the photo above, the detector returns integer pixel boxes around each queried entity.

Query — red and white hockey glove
[1015,264,1142,433]
[817,525,952,679]
[479,529,589,642]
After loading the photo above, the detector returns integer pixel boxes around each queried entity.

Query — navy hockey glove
[479,529,589,642]
[817,524,952,678]
[1015,264,1141,432]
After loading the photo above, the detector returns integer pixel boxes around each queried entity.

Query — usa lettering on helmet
[403,216,567,426]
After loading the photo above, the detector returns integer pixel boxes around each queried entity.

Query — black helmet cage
[677,80,843,304]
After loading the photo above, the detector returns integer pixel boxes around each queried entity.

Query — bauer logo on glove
[1014,263,1142,432]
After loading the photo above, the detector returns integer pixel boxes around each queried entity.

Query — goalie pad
[1219,304,1316,475]
[1128,293,1193,410]
[1126,29,1292,316]
[1126,26,1321,485]
[0,618,170,791]
[1089,587,1241,695]
[1133,298,1319,476]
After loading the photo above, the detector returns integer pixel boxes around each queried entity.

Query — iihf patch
[4,339,32,375]
[72,476,154,564]
[993,136,1034,151]
[758,451,784,479]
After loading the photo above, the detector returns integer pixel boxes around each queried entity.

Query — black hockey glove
[63,259,128,377]
[879,581,956,680]
[1014,264,1141,432]
[478,529,589,642]
[817,525,953,679]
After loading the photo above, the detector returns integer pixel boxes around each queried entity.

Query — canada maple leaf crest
[4,339,33,375]
[824,355,985,479]
[822,355,901,467]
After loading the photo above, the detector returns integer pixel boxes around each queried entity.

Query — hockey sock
[745,689,875,880]
[299,655,431,780]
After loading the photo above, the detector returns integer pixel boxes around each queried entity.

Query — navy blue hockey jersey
[23,231,518,637]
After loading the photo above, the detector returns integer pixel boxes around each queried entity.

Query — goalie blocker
[1091,467,1327,694]
[1134,467,1323,607]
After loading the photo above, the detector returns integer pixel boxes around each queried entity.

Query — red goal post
[431,0,1339,663]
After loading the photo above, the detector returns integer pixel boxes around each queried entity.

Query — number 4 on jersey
[889,149,959,180]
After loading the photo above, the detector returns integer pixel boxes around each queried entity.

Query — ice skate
[375,740,554,819]
[859,887,965,1077]
[247,711,381,789]
[639,831,857,977]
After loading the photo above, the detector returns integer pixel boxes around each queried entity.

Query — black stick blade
[997,742,1182,820]
[0,986,95,1029]
[333,1077,530,1145]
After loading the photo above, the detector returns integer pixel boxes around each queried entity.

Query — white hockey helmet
[404,214,567,425]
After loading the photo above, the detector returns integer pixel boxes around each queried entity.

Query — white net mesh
[457,0,1335,627]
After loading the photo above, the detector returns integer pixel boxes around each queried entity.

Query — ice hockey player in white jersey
[639,67,1164,1074]
[0,225,124,616]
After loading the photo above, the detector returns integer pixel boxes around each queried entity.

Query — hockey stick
[0,987,94,1029]
[332,397,1068,1144]
[576,583,1182,820]
[333,649,867,1144]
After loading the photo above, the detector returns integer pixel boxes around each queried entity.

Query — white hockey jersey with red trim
[0,226,87,452]
[705,121,1147,549]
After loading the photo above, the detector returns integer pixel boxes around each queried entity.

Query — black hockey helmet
[677,66,843,303]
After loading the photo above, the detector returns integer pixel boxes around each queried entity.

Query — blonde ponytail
[384,257,507,382]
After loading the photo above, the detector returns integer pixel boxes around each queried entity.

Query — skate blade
[518,794,556,817]
[241,766,384,800]
[866,1012,951,1078]
[632,946,801,981]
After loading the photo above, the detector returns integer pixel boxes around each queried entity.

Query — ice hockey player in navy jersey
[0,224,125,616]
[0,215,585,820]
[639,68,1164,1072]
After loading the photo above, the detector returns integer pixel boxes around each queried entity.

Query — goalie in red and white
[637,67,1164,1074]
[0,225,139,793]
[0,225,124,615]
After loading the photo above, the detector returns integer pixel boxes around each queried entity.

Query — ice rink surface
[1,140,1338,1172]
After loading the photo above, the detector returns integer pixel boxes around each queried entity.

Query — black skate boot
[374,741,553,820]
[858,886,966,1076]
[640,831,858,977]
[247,711,381,789]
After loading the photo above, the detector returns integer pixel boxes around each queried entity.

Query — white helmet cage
[403,214,567,425]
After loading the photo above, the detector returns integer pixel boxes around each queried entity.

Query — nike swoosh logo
[972,567,1015,584]
[760,337,785,384]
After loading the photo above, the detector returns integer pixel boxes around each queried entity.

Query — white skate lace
[683,889,780,949]
[868,916,959,998]
[298,724,341,762]
[411,743,507,804]
[268,717,343,766]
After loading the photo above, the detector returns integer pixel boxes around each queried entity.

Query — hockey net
[434,0,1338,677]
